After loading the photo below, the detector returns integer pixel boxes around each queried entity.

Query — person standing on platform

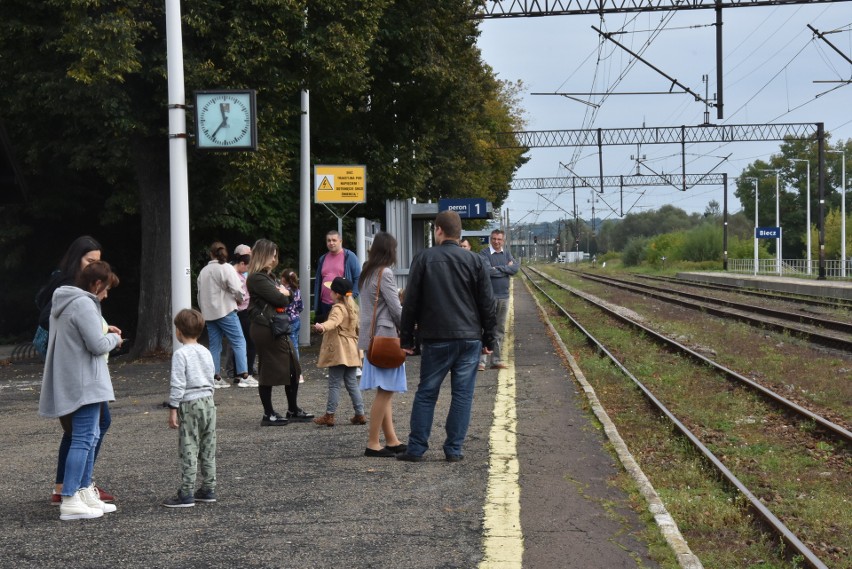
[228,244,258,385]
[197,242,253,388]
[313,230,361,324]
[247,239,313,426]
[280,269,305,384]
[397,211,496,463]
[478,229,517,371]
[39,261,123,520]
[161,309,217,508]
[357,232,407,457]
[313,278,365,427]
[459,238,472,251]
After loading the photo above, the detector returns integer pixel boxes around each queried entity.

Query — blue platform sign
[755,226,781,239]
[438,198,487,219]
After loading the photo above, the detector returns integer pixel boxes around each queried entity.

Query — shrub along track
[524,266,851,569]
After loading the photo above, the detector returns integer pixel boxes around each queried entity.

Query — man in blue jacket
[478,229,518,370]
[313,230,361,323]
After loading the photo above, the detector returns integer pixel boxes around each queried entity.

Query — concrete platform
[0,282,665,568]
[677,271,852,301]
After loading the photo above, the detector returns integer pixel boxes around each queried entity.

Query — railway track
[524,266,850,569]
[562,268,852,352]
[636,273,852,311]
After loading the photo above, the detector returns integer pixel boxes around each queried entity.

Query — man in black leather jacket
[398,210,497,463]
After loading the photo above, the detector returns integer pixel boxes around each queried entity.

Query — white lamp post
[759,169,782,275]
[790,158,811,275]
[828,150,846,277]
[746,178,759,275]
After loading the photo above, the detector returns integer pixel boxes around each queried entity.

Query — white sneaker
[234,378,252,388]
[298,375,305,384]
[59,491,104,521]
[213,378,230,389]
[81,485,117,513]
[241,375,259,387]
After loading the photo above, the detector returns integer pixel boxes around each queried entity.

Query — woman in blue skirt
[357,232,408,457]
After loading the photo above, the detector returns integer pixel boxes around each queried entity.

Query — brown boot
[350,414,367,425]
[313,413,335,427]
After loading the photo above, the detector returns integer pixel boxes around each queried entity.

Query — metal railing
[727,259,852,279]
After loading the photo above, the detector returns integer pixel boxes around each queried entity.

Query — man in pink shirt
[313,231,361,323]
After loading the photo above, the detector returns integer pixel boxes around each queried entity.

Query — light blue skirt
[359,358,407,393]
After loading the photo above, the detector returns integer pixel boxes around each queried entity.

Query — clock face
[195,91,257,150]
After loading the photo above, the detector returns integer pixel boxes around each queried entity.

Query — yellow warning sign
[317,176,334,192]
[314,165,366,203]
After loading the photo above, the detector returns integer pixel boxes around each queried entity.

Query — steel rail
[523,266,832,569]
[634,274,852,310]
[529,268,852,441]
[566,269,852,351]
[570,269,852,335]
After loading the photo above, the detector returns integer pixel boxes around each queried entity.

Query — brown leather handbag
[365,268,406,369]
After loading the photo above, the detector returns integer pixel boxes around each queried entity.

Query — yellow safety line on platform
[479,283,523,568]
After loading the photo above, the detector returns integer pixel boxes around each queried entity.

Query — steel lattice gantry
[493,123,819,148]
[511,173,725,190]
[478,0,850,18]
[497,122,830,278]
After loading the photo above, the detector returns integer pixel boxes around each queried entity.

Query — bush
[622,237,649,267]
[678,223,722,262]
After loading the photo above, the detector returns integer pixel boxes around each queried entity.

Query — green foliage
[0,0,527,346]
[819,207,852,259]
[678,223,722,262]
[622,237,649,267]
[735,136,851,259]
[604,204,700,251]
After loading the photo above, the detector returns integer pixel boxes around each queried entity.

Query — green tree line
[0,0,527,351]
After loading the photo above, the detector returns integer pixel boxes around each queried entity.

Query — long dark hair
[359,232,397,289]
[58,235,102,282]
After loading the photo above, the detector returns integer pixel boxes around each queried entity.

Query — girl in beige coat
[313,277,364,427]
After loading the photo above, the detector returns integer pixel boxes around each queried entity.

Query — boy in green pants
[162,309,218,508]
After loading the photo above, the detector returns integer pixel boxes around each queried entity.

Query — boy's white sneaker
[59,491,104,521]
[213,378,230,389]
[81,485,117,513]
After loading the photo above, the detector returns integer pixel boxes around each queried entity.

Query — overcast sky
[477,3,852,225]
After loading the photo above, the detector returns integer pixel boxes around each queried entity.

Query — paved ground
[0,283,660,569]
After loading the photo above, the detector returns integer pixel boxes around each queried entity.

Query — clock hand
[211,119,227,140]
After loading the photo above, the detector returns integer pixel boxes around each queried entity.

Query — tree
[0,0,526,347]
[735,136,850,260]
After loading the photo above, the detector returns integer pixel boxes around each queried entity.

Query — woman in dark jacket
[246,239,313,426]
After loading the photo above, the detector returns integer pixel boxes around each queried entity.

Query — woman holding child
[246,239,313,426]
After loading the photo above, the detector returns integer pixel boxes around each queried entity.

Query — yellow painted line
[480,283,524,568]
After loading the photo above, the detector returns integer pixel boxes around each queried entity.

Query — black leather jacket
[400,241,497,350]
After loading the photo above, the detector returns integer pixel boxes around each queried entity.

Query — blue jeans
[56,402,110,485]
[61,403,101,496]
[326,365,364,415]
[288,318,301,361]
[408,339,481,458]
[207,311,247,377]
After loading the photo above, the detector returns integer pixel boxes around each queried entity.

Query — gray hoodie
[38,285,119,418]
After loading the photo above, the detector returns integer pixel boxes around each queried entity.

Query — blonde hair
[248,239,278,274]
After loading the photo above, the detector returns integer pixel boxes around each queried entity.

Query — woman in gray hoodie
[39,261,123,521]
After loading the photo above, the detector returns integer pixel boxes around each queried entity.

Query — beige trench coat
[317,302,361,368]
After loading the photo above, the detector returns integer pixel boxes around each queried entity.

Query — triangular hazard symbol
[318,176,334,191]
